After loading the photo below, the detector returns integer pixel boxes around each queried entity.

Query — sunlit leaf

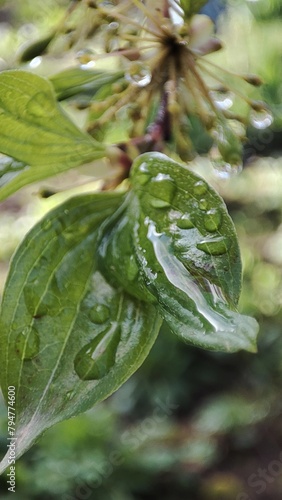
[0,192,162,471]
[0,70,106,201]
[100,153,259,353]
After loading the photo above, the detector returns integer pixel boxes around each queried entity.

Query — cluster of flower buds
[22,0,273,180]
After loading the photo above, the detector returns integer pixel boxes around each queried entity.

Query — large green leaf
[0,193,162,472]
[100,153,259,353]
[0,70,106,201]
[50,67,123,100]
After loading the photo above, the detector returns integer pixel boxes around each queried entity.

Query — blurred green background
[0,1,282,499]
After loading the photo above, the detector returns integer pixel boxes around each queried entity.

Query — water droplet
[125,62,152,87]
[199,198,208,211]
[74,325,120,380]
[215,163,242,179]
[197,236,231,255]
[177,215,194,229]
[63,224,89,242]
[210,90,234,110]
[127,255,139,281]
[76,48,95,65]
[139,162,149,173]
[41,219,52,231]
[89,304,110,324]
[66,390,75,401]
[107,21,119,32]
[204,209,222,232]
[15,326,40,360]
[147,222,231,332]
[24,280,62,317]
[138,173,151,185]
[193,180,208,196]
[250,109,274,129]
[211,155,242,179]
[149,174,176,208]
[27,92,55,118]
[29,56,42,69]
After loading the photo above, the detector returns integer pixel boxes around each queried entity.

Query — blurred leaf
[100,153,259,353]
[0,192,162,471]
[0,71,106,201]
[180,0,208,17]
[50,67,123,100]
[19,32,55,62]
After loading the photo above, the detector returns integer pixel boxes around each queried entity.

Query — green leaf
[100,153,259,353]
[0,193,162,472]
[0,70,106,202]
[50,67,123,100]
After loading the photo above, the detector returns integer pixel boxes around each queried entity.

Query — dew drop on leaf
[250,109,274,129]
[74,325,121,380]
[138,173,151,186]
[197,236,231,255]
[204,209,222,232]
[15,326,40,360]
[139,162,150,173]
[148,174,176,208]
[89,304,110,324]
[193,180,208,196]
[127,255,139,281]
[41,219,52,231]
[199,198,208,211]
[66,390,75,401]
[177,214,194,229]
[26,92,56,118]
